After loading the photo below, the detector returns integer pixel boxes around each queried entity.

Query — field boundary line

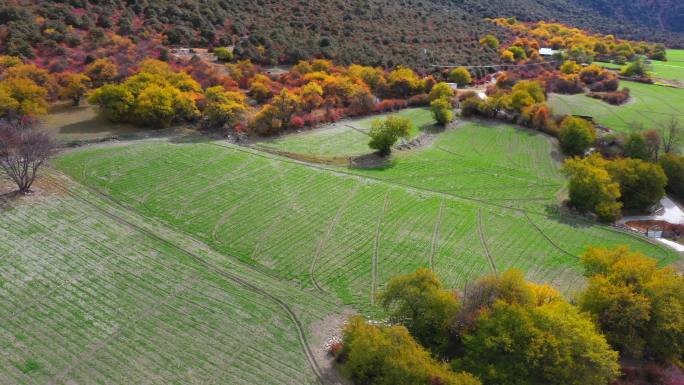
[47,173,328,384]
[477,209,497,275]
[429,198,445,271]
[310,182,361,293]
[371,192,390,305]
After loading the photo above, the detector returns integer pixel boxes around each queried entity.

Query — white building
[539,48,561,56]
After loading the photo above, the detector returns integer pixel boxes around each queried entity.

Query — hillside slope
[2,0,683,70]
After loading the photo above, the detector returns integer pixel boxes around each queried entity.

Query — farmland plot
[549,80,684,133]
[55,124,678,309]
[0,176,336,385]
[256,107,434,158]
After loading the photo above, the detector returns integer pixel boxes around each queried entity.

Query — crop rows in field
[55,132,678,309]
[549,80,684,133]
[0,176,334,385]
[350,122,564,211]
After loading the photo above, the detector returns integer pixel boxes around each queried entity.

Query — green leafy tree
[562,155,622,221]
[660,154,684,200]
[340,317,481,385]
[479,34,500,50]
[87,83,134,122]
[430,97,453,126]
[203,86,247,128]
[460,300,619,385]
[606,157,666,210]
[579,246,684,362]
[428,82,454,101]
[559,116,596,156]
[620,58,648,77]
[512,80,545,103]
[448,67,472,87]
[380,268,459,357]
[368,116,411,156]
[213,47,233,62]
[623,132,651,160]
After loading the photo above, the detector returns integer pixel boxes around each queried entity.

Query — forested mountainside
[2,0,683,70]
[578,0,684,34]
[455,0,684,48]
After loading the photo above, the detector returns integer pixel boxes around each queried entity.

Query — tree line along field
[0,174,336,385]
[256,108,434,158]
[54,121,678,312]
[548,80,684,133]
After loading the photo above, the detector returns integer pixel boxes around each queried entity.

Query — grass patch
[55,122,678,309]
[256,107,434,157]
[549,80,684,132]
[16,359,40,374]
[0,175,333,384]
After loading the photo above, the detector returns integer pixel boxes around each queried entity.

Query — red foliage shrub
[546,73,584,94]
[407,93,430,106]
[587,88,630,105]
[374,99,407,112]
[589,77,619,92]
[290,115,305,129]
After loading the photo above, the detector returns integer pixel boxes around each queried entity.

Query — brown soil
[309,307,355,385]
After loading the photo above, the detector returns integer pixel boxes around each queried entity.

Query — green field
[549,80,684,132]
[54,122,678,305]
[596,50,684,84]
[0,174,335,385]
[5,117,681,384]
[650,49,684,84]
[257,107,434,157]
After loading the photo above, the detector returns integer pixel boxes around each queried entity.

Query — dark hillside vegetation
[456,0,684,48]
[0,0,505,69]
[3,0,683,73]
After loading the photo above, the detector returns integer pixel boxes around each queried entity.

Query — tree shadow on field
[544,203,595,230]
[348,152,396,170]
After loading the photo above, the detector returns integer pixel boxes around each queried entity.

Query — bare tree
[0,119,55,194]
[661,117,681,154]
[644,129,661,161]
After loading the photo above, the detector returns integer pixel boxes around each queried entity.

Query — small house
[539,48,561,56]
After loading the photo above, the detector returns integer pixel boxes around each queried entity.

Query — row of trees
[492,18,668,65]
[339,246,684,385]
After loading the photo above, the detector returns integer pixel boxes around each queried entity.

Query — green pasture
[256,107,434,157]
[549,80,684,132]
[55,122,678,309]
[0,174,334,385]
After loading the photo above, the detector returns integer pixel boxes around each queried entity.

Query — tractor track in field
[371,192,390,305]
[523,212,577,258]
[477,209,497,275]
[309,182,361,293]
[205,142,675,257]
[47,176,328,385]
[429,199,445,271]
[249,173,318,260]
[138,152,231,207]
